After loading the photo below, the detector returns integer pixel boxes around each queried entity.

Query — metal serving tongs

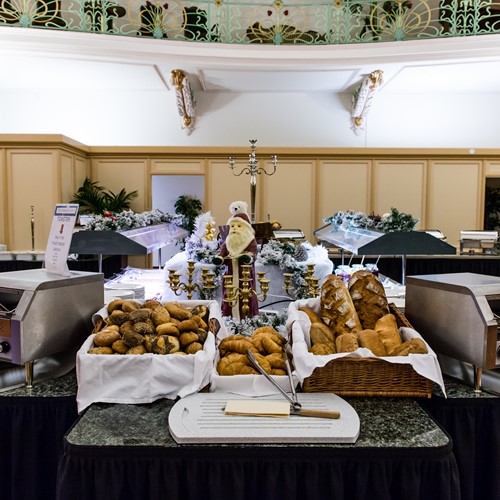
[246,350,340,419]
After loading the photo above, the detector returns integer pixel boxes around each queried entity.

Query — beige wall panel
[7,150,58,251]
[60,152,74,204]
[91,158,147,213]
[317,160,371,227]
[74,155,88,192]
[0,149,5,245]
[372,160,426,229]
[427,160,482,247]
[207,159,253,227]
[262,160,315,241]
[151,159,205,175]
[484,160,500,177]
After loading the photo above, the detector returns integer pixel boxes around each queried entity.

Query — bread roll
[309,343,336,355]
[390,338,428,356]
[320,274,362,336]
[375,314,402,354]
[335,333,359,353]
[348,270,390,329]
[358,328,387,357]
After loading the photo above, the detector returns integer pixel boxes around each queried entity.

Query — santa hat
[228,212,254,233]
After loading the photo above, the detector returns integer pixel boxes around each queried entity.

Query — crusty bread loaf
[320,274,362,336]
[299,305,323,324]
[348,270,390,329]
[358,328,387,356]
[375,314,402,354]
[310,322,335,346]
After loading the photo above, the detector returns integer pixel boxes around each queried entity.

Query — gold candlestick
[167,261,217,300]
[283,264,320,299]
[223,264,270,319]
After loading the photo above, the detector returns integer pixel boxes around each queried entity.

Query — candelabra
[167,261,217,300]
[282,264,321,299]
[223,265,270,319]
[228,139,278,223]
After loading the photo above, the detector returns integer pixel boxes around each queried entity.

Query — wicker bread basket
[301,303,433,398]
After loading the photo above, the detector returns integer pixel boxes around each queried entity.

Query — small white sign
[44,204,79,276]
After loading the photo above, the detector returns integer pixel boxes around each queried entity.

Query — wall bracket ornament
[350,69,383,136]
[171,69,196,135]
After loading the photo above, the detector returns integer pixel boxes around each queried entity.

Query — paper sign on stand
[44,204,79,276]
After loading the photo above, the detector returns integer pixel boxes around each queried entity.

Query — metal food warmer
[0,268,104,390]
[70,222,189,272]
[314,225,456,284]
[405,272,500,392]
[459,230,498,255]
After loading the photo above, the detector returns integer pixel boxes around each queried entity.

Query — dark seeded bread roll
[348,270,390,329]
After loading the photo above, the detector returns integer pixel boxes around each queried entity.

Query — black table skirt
[419,395,500,500]
[57,440,459,500]
[0,396,78,500]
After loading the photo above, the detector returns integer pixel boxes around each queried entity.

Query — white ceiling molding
[351,70,383,136]
[171,69,195,135]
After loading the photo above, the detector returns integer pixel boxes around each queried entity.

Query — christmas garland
[324,207,419,232]
[224,310,288,337]
[82,209,183,231]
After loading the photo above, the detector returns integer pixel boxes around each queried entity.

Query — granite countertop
[65,396,448,449]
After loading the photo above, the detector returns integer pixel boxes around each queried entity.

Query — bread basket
[294,303,434,398]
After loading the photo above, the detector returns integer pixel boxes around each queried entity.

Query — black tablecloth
[57,440,459,500]
[0,395,78,500]
[419,395,500,500]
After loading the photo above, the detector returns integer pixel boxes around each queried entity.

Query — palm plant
[71,178,138,214]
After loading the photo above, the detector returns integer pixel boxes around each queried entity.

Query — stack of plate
[104,282,145,301]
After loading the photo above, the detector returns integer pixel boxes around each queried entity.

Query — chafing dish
[405,272,500,391]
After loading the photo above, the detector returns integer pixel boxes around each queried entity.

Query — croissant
[265,352,287,370]
[217,352,256,375]
[219,335,258,356]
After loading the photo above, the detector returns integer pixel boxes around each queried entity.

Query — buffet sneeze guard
[314,225,456,284]
[0,269,104,389]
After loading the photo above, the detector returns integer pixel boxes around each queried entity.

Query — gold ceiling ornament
[350,69,383,136]
[171,69,196,135]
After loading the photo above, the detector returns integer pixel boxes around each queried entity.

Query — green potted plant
[71,178,138,215]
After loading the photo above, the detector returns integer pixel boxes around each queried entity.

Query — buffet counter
[1,371,499,500]
[57,396,458,500]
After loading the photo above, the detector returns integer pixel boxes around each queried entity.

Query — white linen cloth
[286,297,447,397]
[77,300,224,413]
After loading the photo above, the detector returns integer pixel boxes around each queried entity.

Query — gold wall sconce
[171,69,196,135]
[351,69,383,136]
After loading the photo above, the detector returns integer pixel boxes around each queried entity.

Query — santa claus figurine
[214,201,259,319]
